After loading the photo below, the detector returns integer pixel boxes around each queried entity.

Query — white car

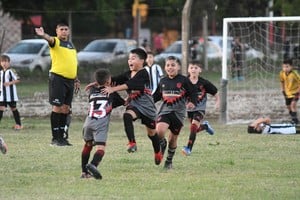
[4,39,51,73]
[154,40,222,66]
[206,35,264,60]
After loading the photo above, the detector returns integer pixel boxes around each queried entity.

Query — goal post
[220,16,300,124]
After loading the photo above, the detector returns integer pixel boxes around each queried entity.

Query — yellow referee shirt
[49,37,77,79]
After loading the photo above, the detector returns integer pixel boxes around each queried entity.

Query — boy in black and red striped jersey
[182,61,220,156]
[81,68,125,179]
[153,56,198,170]
[101,48,163,165]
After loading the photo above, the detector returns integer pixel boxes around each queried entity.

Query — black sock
[59,113,67,139]
[148,133,160,153]
[51,112,61,140]
[123,113,135,143]
[291,112,299,123]
[166,147,176,164]
[91,149,105,167]
[0,110,3,121]
[12,110,21,125]
[81,144,93,173]
[188,124,198,150]
[187,133,196,151]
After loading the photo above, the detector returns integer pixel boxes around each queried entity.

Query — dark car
[77,39,137,79]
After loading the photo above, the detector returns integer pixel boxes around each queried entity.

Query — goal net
[220,16,300,124]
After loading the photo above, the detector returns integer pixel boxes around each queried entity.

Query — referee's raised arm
[35,27,55,46]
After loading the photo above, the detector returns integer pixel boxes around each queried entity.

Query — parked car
[4,39,51,73]
[205,35,264,60]
[154,40,222,66]
[77,39,137,77]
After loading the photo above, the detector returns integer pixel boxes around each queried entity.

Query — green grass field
[0,117,299,200]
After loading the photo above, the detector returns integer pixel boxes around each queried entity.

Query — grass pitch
[0,117,299,200]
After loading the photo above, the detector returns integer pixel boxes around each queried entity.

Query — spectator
[0,55,22,130]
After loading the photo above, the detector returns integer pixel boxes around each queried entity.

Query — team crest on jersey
[176,83,182,88]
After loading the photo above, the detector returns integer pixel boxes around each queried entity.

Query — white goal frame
[220,16,300,123]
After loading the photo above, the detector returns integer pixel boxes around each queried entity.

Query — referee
[35,21,80,146]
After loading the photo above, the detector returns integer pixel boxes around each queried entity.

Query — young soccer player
[81,68,125,179]
[145,51,164,95]
[279,59,300,124]
[247,117,300,134]
[153,56,198,169]
[182,61,220,156]
[0,55,22,130]
[101,48,163,165]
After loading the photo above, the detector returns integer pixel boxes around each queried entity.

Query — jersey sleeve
[184,77,198,104]
[202,78,218,95]
[153,81,162,102]
[111,92,125,108]
[126,69,149,90]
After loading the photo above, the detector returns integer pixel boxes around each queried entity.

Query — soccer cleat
[62,138,72,146]
[80,172,93,179]
[163,161,173,170]
[160,138,167,156]
[127,142,137,153]
[86,163,102,180]
[154,151,163,165]
[0,137,8,154]
[203,121,214,135]
[50,139,67,147]
[13,124,23,130]
[181,146,191,156]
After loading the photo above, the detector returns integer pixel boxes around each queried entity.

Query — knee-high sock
[166,146,176,164]
[91,149,105,167]
[59,113,67,139]
[81,144,93,173]
[123,113,135,143]
[0,110,3,122]
[51,112,61,140]
[187,124,198,150]
[12,110,21,125]
[148,133,160,153]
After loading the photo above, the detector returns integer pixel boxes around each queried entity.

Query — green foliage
[0,118,299,199]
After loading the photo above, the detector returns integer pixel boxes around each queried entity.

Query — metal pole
[181,0,193,76]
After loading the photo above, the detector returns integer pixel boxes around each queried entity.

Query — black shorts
[49,73,75,106]
[157,113,183,135]
[0,101,17,108]
[126,106,156,129]
[285,95,299,106]
[187,110,205,122]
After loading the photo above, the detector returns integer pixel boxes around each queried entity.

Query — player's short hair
[56,19,69,28]
[189,60,202,67]
[94,68,111,85]
[0,54,10,62]
[283,58,293,66]
[166,56,181,66]
[147,51,154,55]
[247,125,262,134]
[131,48,147,60]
